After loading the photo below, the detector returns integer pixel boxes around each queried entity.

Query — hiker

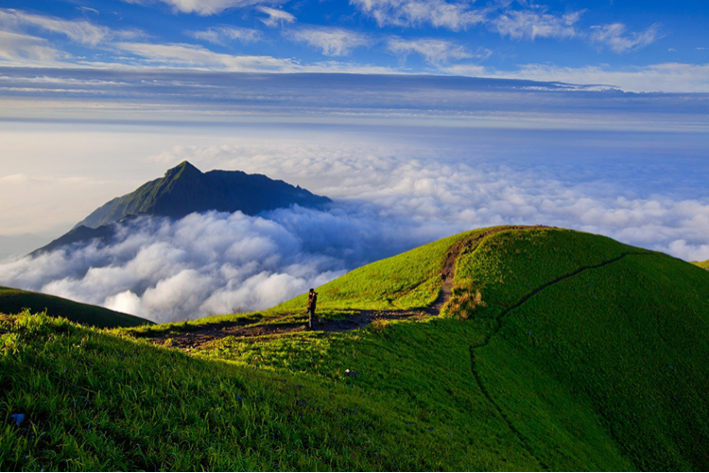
[307,288,318,329]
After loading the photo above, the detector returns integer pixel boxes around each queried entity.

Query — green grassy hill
[0,286,151,329]
[3,226,709,470]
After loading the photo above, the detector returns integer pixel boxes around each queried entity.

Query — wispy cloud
[493,62,709,93]
[256,6,296,28]
[351,0,486,30]
[387,37,474,64]
[290,27,370,56]
[0,8,138,46]
[77,6,100,16]
[590,23,661,53]
[491,9,581,40]
[0,30,66,62]
[114,41,298,71]
[123,0,282,16]
[188,26,262,45]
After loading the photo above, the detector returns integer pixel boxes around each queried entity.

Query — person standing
[307,288,318,329]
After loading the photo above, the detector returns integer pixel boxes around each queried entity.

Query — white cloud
[440,63,489,76]
[188,29,223,45]
[0,8,138,46]
[0,206,428,323]
[351,0,485,30]
[256,6,296,28]
[290,28,370,57]
[491,9,580,40]
[489,62,709,93]
[0,30,65,62]
[188,26,262,45]
[590,23,660,53]
[124,0,281,16]
[114,41,299,71]
[387,37,473,64]
[77,7,100,16]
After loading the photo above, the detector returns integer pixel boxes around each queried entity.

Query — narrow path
[426,225,551,316]
[467,251,651,470]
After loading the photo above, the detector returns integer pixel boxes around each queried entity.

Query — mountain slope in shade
[31,221,120,256]
[76,161,331,229]
[0,285,151,328]
[30,161,331,256]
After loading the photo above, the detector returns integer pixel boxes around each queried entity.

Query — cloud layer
[0,203,444,323]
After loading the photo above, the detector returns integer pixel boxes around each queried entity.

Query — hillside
[0,286,151,329]
[3,226,709,470]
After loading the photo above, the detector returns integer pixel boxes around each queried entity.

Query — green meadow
[3,226,709,470]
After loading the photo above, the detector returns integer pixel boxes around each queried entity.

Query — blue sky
[0,0,708,91]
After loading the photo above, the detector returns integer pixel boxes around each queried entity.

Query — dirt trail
[150,225,550,350]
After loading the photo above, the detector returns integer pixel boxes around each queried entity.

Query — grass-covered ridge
[0,286,150,329]
[3,226,709,471]
[447,228,709,470]
[271,229,477,312]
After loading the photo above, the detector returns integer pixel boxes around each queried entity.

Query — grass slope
[3,226,709,471]
[449,228,709,470]
[271,229,480,312]
[0,286,150,329]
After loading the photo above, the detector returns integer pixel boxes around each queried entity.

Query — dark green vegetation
[0,286,150,329]
[77,161,330,229]
[33,161,330,255]
[3,226,709,471]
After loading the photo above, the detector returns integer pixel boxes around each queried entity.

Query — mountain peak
[164,161,202,181]
[66,163,331,232]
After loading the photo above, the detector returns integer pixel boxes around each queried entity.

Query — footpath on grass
[147,227,500,349]
[147,225,549,350]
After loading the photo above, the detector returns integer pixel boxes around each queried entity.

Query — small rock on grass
[10,413,25,426]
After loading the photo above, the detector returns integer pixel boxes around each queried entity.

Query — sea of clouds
[1,128,708,323]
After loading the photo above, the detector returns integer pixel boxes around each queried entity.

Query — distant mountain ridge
[76,161,330,229]
[32,161,330,255]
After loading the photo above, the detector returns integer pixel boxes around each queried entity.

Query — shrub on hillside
[444,277,486,320]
